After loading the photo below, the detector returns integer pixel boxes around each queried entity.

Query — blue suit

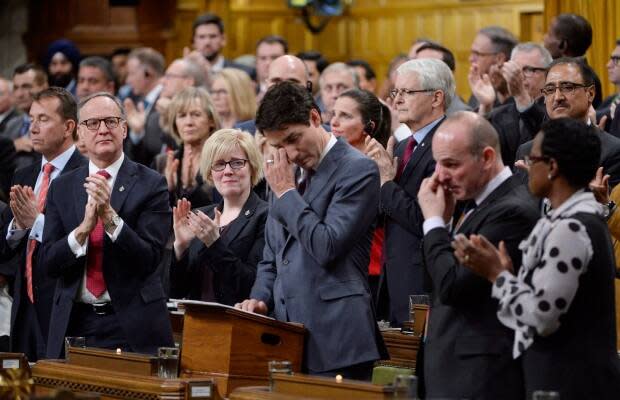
[250,138,386,374]
[40,157,174,358]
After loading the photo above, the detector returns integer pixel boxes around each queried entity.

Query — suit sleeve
[249,217,278,310]
[380,179,428,236]
[269,157,380,267]
[423,201,534,306]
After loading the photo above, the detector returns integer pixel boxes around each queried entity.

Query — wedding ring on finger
[266,159,275,165]
[464,254,470,263]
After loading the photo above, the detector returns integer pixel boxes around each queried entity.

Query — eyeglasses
[540,82,592,97]
[470,50,498,58]
[212,159,248,172]
[610,56,620,66]
[522,66,548,77]
[524,155,550,166]
[389,88,435,99]
[80,117,123,131]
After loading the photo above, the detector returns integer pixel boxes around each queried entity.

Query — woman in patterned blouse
[452,118,620,400]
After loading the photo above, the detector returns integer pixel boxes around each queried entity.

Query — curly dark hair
[256,81,320,132]
[539,117,601,189]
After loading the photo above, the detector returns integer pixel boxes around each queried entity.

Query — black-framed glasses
[389,88,436,99]
[80,117,123,131]
[470,50,498,58]
[524,155,550,166]
[522,66,548,77]
[541,82,592,97]
[212,159,248,172]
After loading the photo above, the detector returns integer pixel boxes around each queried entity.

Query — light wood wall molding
[189,0,542,97]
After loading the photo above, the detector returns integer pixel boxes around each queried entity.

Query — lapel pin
[420,142,425,147]
[244,210,250,216]
[119,186,125,192]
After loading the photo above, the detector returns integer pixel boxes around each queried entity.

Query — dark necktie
[453,200,477,234]
[396,136,417,180]
[25,162,55,303]
[86,170,111,298]
[297,169,313,195]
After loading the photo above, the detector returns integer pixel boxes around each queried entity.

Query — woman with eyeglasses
[210,68,256,129]
[153,87,220,208]
[453,118,620,399]
[170,129,267,305]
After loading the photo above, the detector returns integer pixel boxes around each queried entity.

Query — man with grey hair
[487,42,552,167]
[365,58,454,326]
[319,62,358,121]
[77,56,116,100]
[468,26,518,110]
[40,92,173,358]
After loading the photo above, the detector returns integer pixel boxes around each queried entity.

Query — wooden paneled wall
[176,0,543,98]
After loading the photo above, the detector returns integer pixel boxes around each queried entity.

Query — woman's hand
[187,208,221,248]
[589,166,610,204]
[452,234,513,282]
[165,150,180,192]
[181,147,197,190]
[172,198,195,258]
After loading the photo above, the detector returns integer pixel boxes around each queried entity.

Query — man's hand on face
[418,171,455,222]
[264,148,296,198]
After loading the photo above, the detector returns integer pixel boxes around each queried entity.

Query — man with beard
[190,13,253,78]
[44,39,81,96]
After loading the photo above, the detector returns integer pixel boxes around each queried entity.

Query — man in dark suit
[417,111,539,399]
[515,58,620,188]
[40,92,173,358]
[237,82,386,380]
[0,87,86,361]
[488,42,552,168]
[365,58,454,326]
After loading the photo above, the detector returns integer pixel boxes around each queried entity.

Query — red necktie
[395,137,417,181]
[25,163,55,303]
[86,170,111,298]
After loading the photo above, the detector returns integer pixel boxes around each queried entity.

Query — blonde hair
[200,128,263,187]
[215,68,257,122]
[168,87,221,144]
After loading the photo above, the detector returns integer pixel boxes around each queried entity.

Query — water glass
[157,346,180,379]
[64,336,86,361]
[393,374,418,399]
[268,360,293,391]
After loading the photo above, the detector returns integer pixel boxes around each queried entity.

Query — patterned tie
[25,162,55,303]
[395,136,417,181]
[86,170,111,298]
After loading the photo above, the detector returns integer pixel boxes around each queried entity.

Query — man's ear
[310,108,322,127]
[586,85,595,105]
[482,146,496,167]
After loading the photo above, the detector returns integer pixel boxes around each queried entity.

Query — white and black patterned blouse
[491,190,603,358]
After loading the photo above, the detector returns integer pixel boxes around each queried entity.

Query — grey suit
[250,138,386,374]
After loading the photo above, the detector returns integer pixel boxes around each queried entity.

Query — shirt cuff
[6,218,27,248]
[129,129,145,144]
[28,213,44,243]
[68,229,88,258]
[423,216,447,235]
[105,219,124,242]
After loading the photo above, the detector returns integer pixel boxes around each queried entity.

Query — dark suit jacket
[522,212,620,399]
[0,137,16,202]
[422,175,539,399]
[124,107,177,167]
[250,138,386,373]
[515,126,620,188]
[380,117,444,325]
[40,157,174,358]
[488,100,542,168]
[152,145,214,209]
[170,191,267,305]
[0,148,86,358]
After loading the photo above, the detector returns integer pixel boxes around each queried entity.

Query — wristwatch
[604,200,617,220]
[105,213,122,232]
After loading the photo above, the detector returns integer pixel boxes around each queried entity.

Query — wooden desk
[380,330,420,370]
[230,373,395,400]
[32,360,220,400]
